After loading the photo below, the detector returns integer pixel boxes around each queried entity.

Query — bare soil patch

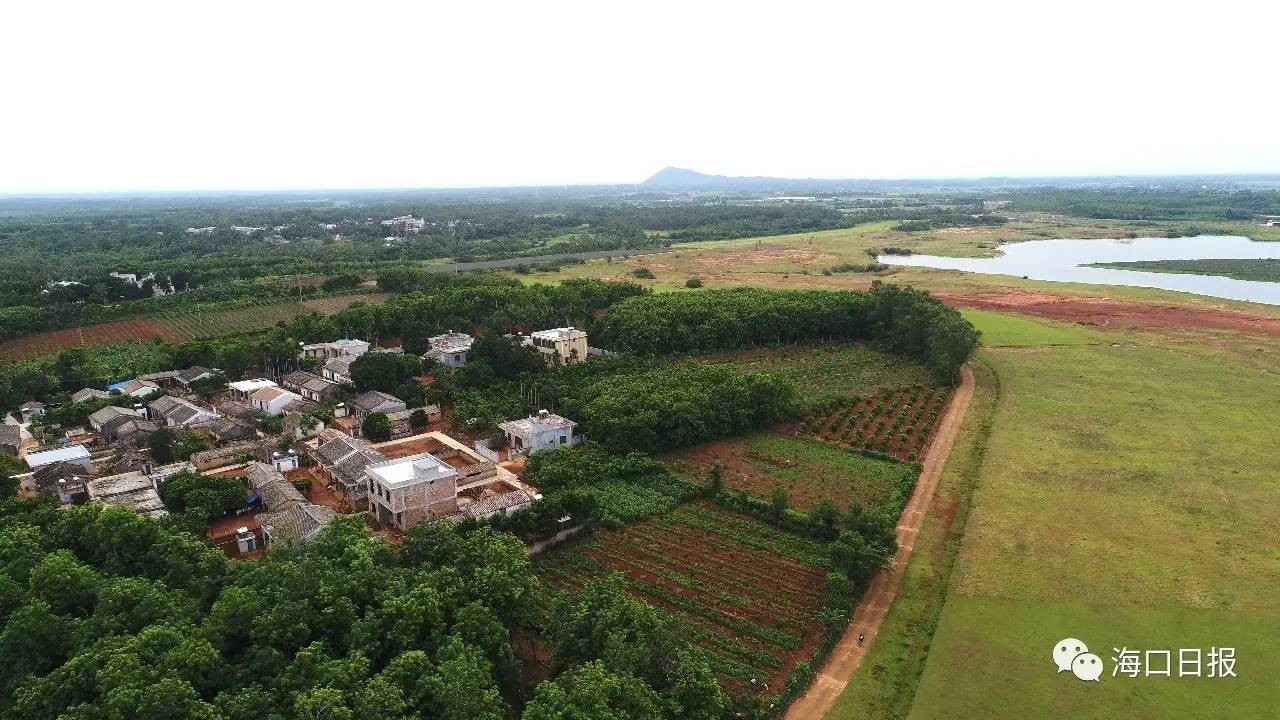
[939,290,1280,336]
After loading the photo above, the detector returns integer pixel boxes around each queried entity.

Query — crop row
[801,384,950,461]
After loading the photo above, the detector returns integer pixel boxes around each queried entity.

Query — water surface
[878,235,1280,305]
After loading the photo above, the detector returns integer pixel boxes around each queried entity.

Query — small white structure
[498,410,582,456]
[228,378,278,401]
[26,444,93,473]
[250,386,304,416]
[234,527,258,554]
[528,327,588,365]
[424,332,474,368]
[271,450,300,472]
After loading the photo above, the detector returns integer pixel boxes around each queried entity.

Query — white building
[228,378,278,401]
[424,332,473,368]
[322,356,354,385]
[26,444,93,473]
[498,410,582,456]
[528,327,588,365]
[299,338,371,361]
[250,386,304,416]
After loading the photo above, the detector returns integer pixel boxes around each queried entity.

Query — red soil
[0,318,185,360]
[938,290,1280,336]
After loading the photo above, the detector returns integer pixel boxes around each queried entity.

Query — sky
[3,0,1279,193]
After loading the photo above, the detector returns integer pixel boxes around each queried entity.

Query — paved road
[784,364,976,720]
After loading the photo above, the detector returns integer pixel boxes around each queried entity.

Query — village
[1,326,593,557]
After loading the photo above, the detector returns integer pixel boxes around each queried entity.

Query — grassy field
[536,503,830,697]
[1088,258,1280,282]
[697,342,931,403]
[825,310,1280,719]
[960,308,1104,347]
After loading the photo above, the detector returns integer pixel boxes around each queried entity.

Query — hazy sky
[3,0,1278,192]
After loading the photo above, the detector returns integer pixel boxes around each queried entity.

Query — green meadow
[829,311,1280,719]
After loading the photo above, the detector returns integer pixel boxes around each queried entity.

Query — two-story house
[424,331,474,368]
[527,327,588,365]
[364,452,460,531]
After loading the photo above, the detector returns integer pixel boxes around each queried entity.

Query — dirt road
[784,364,975,720]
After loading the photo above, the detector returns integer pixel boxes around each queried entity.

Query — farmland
[537,503,830,696]
[157,301,311,338]
[800,384,951,462]
[302,292,391,313]
[0,318,186,360]
[0,292,393,359]
[666,433,917,514]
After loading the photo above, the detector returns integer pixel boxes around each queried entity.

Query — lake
[878,235,1280,305]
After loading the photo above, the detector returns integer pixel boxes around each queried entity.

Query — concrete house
[300,338,370,361]
[322,356,354,385]
[365,452,460,531]
[499,410,582,456]
[424,332,473,368]
[148,395,220,428]
[250,386,304,416]
[527,327,588,365]
[227,378,277,401]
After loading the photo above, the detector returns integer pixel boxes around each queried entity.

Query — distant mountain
[641,166,813,190]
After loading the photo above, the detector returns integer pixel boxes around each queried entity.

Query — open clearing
[536,503,829,697]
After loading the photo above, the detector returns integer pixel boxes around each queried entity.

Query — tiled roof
[352,391,405,414]
[0,424,19,446]
[260,503,336,543]
[178,366,216,383]
[463,489,535,518]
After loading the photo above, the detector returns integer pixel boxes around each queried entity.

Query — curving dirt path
[784,364,975,720]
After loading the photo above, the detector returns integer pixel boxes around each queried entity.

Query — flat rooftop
[365,451,458,489]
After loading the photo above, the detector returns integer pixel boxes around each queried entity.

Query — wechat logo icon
[1054,638,1103,682]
